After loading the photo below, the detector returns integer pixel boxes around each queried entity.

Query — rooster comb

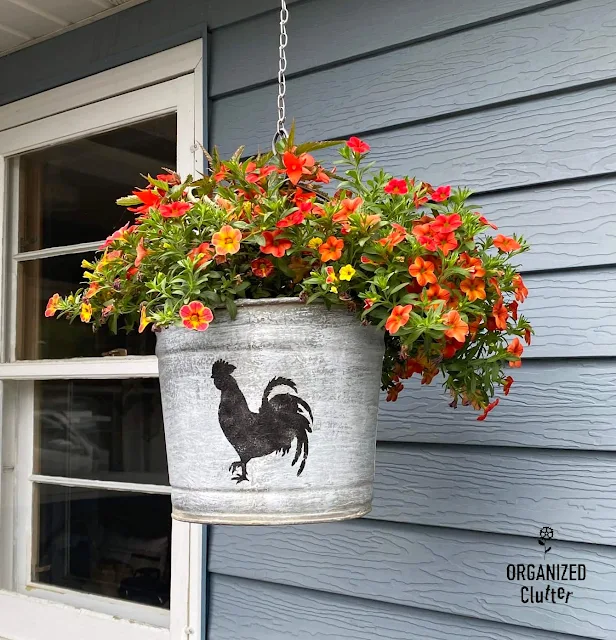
[211,359,236,377]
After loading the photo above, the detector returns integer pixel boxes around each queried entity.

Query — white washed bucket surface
[156,298,385,525]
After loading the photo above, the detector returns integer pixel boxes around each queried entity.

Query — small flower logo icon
[538,526,554,554]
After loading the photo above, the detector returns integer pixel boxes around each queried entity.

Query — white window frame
[0,40,205,640]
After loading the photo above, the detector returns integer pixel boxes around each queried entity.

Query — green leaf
[225,298,238,320]
[294,139,345,155]
[116,195,142,206]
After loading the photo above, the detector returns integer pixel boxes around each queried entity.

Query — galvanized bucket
[156,298,385,525]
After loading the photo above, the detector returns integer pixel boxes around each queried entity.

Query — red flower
[283,151,314,185]
[430,185,451,202]
[126,266,139,280]
[412,223,438,252]
[430,213,462,235]
[507,337,524,367]
[385,304,413,335]
[408,257,437,286]
[156,173,180,185]
[246,164,277,184]
[128,188,161,214]
[384,178,408,195]
[319,236,344,262]
[160,201,191,218]
[276,210,305,228]
[315,168,331,183]
[508,300,519,321]
[213,164,228,182]
[179,301,214,331]
[493,234,521,252]
[503,376,514,395]
[477,398,500,421]
[188,242,214,268]
[251,257,274,278]
[524,328,532,346]
[436,232,458,256]
[261,230,292,258]
[478,214,498,230]
[347,137,370,154]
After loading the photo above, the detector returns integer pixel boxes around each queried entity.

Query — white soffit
[0,0,150,57]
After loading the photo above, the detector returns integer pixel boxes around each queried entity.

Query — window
[0,42,204,640]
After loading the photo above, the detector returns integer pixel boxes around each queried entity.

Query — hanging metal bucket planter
[156,298,384,524]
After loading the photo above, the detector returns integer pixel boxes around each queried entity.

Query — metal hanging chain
[273,0,289,152]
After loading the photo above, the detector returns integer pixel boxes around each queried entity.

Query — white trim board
[0,40,202,134]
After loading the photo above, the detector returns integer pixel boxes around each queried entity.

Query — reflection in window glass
[19,114,177,251]
[35,379,167,485]
[35,485,171,608]
[17,253,155,359]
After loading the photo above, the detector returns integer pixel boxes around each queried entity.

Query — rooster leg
[229,461,249,483]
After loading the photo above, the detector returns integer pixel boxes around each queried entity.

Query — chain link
[273,0,289,152]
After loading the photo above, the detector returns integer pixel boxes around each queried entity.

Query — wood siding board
[212,81,616,193]
[369,444,616,544]
[209,574,586,640]
[210,0,566,96]
[522,269,616,358]
[204,0,305,29]
[473,179,616,273]
[376,360,616,449]
[209,521,616,639]
[211,0,616,153]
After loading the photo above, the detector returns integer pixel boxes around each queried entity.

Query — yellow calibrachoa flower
[212,224,242,255]
[339,264,356,281]
[307,237,323,249]
[80,302,92,323]
[138,305,152,333]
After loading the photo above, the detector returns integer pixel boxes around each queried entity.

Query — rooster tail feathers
[292,428,309,476]
[296,397,314,427]
[262,376,298,402]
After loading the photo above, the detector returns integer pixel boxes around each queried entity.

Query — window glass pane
[35,379,167,485]
[35,485,171,609]
[19,114,176,252]
[17,252,155,360]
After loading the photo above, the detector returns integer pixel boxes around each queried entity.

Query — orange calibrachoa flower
[261,230,292,258]
[513,274,528,302]
[179,301,214,331]
[506,337,524,367]
[408,257,437,286]
[45,135,532,420]
[386,381,404,402]
[319,236,344,262]
[385,304,413,335]
[212,225,242,255]
[251,257,274,278]
[460,278,486,302]
[442,310,469,342]
[188,242,214,268]
[45,294,60,317]
[492,298,509,330]
[333,196,362,223]
[493,234,521,252]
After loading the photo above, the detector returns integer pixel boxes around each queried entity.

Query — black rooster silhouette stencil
[211,360,314,483]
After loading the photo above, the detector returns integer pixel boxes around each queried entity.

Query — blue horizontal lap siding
[206,0,616,638]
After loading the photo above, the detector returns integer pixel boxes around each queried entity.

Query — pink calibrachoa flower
[179,301,214,331]
[100,222,131,249]
[384,178,408,195]
[347,137,370,154]
[160,201,191,218]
